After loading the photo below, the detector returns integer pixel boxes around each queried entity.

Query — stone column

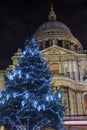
[73,60,79,81]
[76,91,83,115]
[79,70,83,82]
[69,89,72,115]
[66,59,70,78]
[69,89,77,115]
[68,60,73,79]
[60,56,64,74]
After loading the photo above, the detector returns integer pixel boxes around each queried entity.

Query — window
[64,41,69,49]
[45,41,50,48]
[51,63,59,75]
[58,40,62,47]
[39,44,43,50]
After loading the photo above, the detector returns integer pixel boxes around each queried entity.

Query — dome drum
[35,21,82,51]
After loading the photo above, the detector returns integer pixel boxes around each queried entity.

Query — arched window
[39,43,43,50]
[45,41,50,48]
[58,40,62,47]
[51,63,59,75]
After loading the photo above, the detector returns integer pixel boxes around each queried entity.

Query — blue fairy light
[9,75,13,80]
[21,101,25,107]
[50,95,53,101]
[20,54,24,58]
[19,74,21,78]
[18,70,21,75]
[6,94,10,100]
[42,104,45,111]
[25,93,29,99]
[37,106,41,112]
[26,74,29,79]
[13,72,16,77]
[58,91,62,99]
[23,51,26,55]
[9,71,17,80]
[2,99,5,104]
[46,96,49,101]
[13,93,17,98]
[33,101,38,108]
[0,92,2,98]
[46,95,53,101]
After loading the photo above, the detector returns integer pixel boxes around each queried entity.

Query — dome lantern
[48,4,57,21]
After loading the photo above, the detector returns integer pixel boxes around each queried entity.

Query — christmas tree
[0,38,65,130]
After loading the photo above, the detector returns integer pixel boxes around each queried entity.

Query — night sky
[0,0,87,69]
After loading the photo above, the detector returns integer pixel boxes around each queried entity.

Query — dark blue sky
[0,0,87,69]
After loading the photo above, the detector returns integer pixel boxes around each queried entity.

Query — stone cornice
[53,76,87,91]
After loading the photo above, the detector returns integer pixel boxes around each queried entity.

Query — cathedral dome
[35,21,81,46]
[35,5,82,50]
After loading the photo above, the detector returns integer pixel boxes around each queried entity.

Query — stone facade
[35,5,87,117]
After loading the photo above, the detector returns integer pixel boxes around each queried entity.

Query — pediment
[42,45,76,55]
